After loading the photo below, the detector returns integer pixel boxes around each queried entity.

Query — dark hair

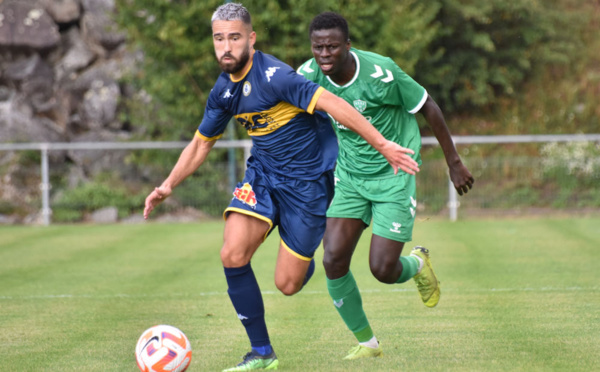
[309,12,349,41]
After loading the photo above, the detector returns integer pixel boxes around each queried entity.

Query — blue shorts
[224,164,334,260]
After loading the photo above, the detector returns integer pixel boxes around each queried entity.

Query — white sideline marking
[0,286,597,300]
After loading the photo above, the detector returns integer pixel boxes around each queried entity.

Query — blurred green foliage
[109,0,599,219]
[414,0,585,111]
[115,0,592,139]
[52,177,148,223]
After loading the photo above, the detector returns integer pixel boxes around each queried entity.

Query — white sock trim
[359,336,379,349]
[411,254,424,273]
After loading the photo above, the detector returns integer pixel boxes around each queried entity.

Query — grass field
[1,216,599,371]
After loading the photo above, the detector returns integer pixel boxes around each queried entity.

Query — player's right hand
[381,140,420,175]
[143,185,172,219]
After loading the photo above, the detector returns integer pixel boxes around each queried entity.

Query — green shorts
[327,167,417,242]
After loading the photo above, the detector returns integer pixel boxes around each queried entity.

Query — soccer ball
[135,325,192,372]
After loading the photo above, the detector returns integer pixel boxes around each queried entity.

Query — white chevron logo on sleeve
[370,64,394,83]
[298,62,314,75]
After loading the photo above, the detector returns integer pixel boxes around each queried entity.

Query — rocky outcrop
[0,0,142,222]
[0,0,134,142]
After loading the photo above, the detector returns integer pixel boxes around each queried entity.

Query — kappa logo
[265,66,280,82]
[223,89,233,99]
[353,100,367,113]
[233,183,257,208]
[333,299,344,308]
[237,313,248,320]
[390,222,402,234]
[370,64,394,83]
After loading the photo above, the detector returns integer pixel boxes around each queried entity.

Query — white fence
[1,134,599,225]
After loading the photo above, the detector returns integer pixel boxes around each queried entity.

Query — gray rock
[80,79,120,129]
[0,2,60,50]
[67,130,131,177]
[56,27,97,78]
[90,206,118,223]
[0,95,65,142]
[41,0,81,24]
[80,0,125,52]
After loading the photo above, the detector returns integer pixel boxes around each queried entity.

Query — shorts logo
[410,196,417,218]
[233,183,257,208]
[390,222,402,234]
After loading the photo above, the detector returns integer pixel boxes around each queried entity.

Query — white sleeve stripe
[408,89,428,114]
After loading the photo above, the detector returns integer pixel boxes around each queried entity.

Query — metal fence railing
[1,134,599,225]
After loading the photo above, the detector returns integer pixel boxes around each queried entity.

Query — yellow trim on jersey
[281,239,312,261]
[196,129,223,142]
[235,101,305,137]
[223,207,274,242]
[306,86,325,114]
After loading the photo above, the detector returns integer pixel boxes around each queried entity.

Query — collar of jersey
[325,50,360,88]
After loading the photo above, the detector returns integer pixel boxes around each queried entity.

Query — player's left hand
[381,140,420,175]
[449,162,474,195]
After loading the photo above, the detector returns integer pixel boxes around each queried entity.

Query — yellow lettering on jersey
[234,101,304,136]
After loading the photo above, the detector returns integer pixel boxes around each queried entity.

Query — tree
[414,0,585,112]
[115,0,438,139]
[116,0,588,132]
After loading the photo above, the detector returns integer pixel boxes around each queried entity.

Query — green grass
[1,217,599,371]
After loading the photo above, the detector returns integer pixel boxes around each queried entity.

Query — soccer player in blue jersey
[143,3,420,371]
[298,12,474,360]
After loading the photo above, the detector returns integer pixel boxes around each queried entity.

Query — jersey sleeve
[197,86,231,141]
[387,61,427,114]
[269,64,323,114]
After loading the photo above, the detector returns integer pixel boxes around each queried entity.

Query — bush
[52,181,148,223]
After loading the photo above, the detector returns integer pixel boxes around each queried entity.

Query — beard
[218,47,251,74]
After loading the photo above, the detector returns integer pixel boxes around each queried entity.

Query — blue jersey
[197,51,338,180]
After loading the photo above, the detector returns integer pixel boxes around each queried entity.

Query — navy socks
[224,263,270,349]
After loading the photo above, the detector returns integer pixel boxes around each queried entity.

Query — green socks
[326,256,420,343]
[326,271,373,343]
[396,255,420,283]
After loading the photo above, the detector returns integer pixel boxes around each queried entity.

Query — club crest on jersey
[353,100,367,113]
[243,81,252,96]
[233,182,257,208]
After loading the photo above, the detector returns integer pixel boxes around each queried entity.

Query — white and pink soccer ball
[135,325,192,372]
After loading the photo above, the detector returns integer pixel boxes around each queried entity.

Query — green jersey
[298,48,427,178]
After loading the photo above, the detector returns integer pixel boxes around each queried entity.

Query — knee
[322,251,336,273]
[220,245,250,268]
[275,279,301,296]
[323,250,350,278]
[370,260,398,284]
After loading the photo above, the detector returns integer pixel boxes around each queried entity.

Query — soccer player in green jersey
[298,12,475,360]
